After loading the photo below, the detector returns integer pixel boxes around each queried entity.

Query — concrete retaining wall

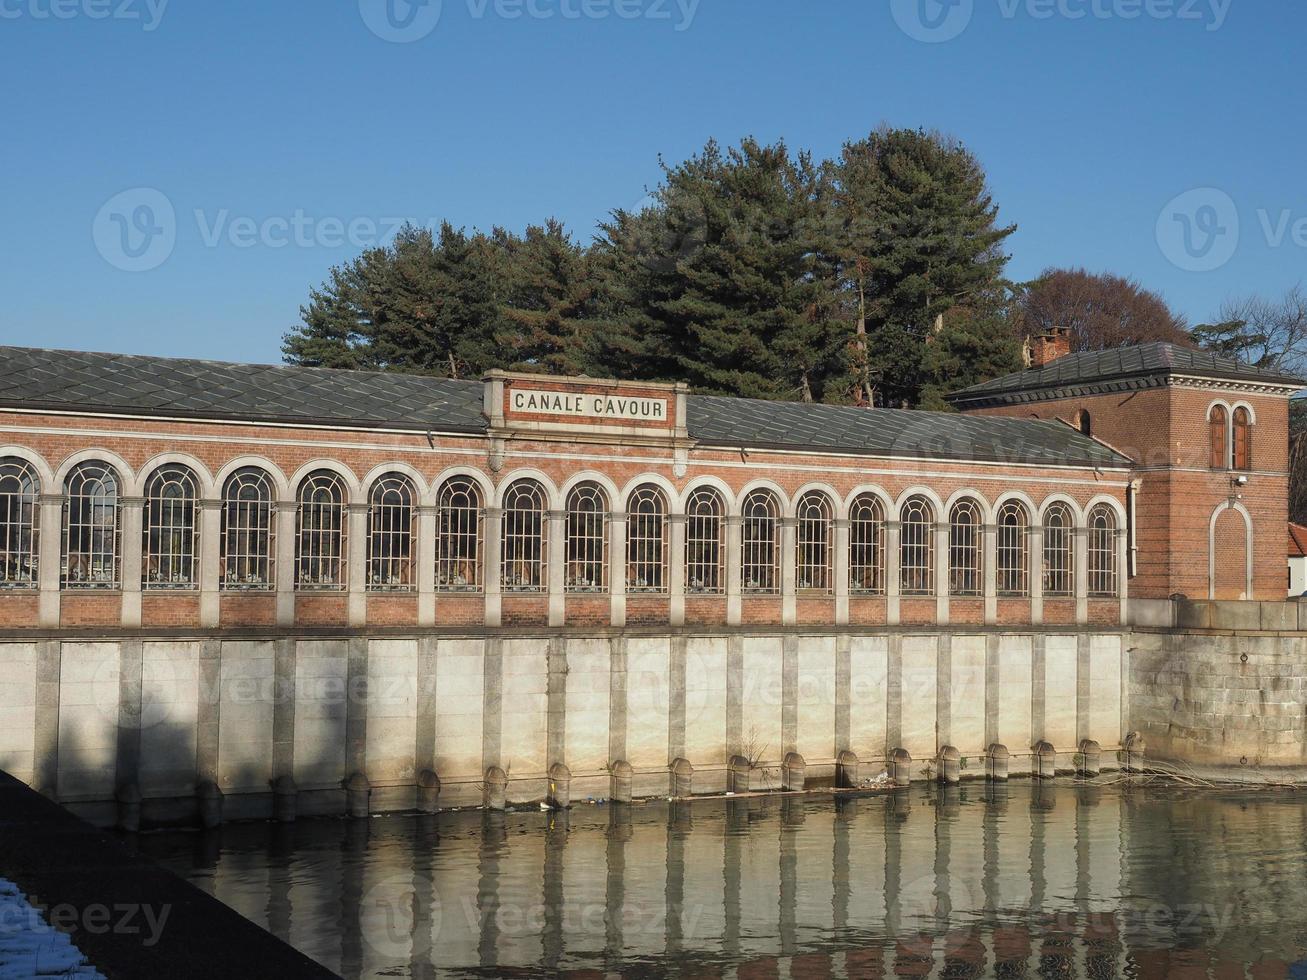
[0,629,1128,826]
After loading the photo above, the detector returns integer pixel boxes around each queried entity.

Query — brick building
[0,338,1297,635]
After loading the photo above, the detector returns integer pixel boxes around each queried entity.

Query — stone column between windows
[119,496,145,628]
[481,506,502,628]
[275,500,297,627]
[1029,523,1044,626]
[547,510,566,628]
[833,518,850,627]
[1116,527,1130,622]
[725,515,743,626]
[37,493,62,628]
[417,504,438,627]
[885,520,901,627]
[198,498,221,629]
[780,517,797,626]
[668,513,686,628]
[982,522,998,626]
[346,502,368,627]
[609,511,627,628]
[934,521,950,626]
[1074,526,1090,626]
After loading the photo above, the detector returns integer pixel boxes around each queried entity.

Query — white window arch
[63,461,121,589]
[948,498,983,597]
[143,464,200,590]
[367,474,418,592]
[996,501,1030,597]
[435,477,482,593]
[1042,502,1074,597]
[685,487,724,595]
[626,485,667,594]
[849,493,886,595]
[740,489,780,595]
[221,467,275,591]
[1087,505,1119,598]
[295,470,347,591]
[899,496,935,597]
[0,458,40,589]
[502,479,546,593]
[565,482,609,593]
[795,491,834,593]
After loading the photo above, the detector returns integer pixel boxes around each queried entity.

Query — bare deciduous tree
[1208,284,1307,375]
[1017,267,1190,351]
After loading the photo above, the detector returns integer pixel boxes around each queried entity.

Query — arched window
[685,487,724,595]
[899,496,935,596]
[0,458,39,589]
[296,470,347,591]
[1077,409,1092,439]
[741,489,780,595]
[501,480,546,593]
[433,477,481,592]
[143,465,199,590]
[1209,404,1228,470]
[848,493,885,595]
[626,486,667,594]
[795,491,833,593]
[565,483,609,593]
[1087,505,1119,598]
[368,474,417,592]
[63,461,120,589]
[1042,503,1074,597]
[1232,407,1253,471]
[996,502,1029,597]
[948,498,983,596]
[221,467,275,590]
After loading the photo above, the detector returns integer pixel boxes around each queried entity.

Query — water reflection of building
[127,785,1284,978]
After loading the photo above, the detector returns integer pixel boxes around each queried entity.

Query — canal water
[134,782,1307,978]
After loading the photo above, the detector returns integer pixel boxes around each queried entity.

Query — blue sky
[2,0,1303,364]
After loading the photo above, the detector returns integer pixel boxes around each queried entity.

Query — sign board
[508,387,670,424]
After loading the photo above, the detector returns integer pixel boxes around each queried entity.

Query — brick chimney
[1028,326,1072,368]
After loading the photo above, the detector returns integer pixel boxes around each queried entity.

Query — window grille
[143,465,199,590]
[1087,505,1119,598]
[996,502,1029,597]
[740,489,779,595]
[501,480,546,593]
[684,487,724,595]
[949,499,983,596]
[848,493,885,595]
[565,482,608,593]
[1232,407,1252,471]
[899,496,935,596]
[436,477,482,592]
[221,467,275,591]
[1042,503,1074,597]
[0,458,39,589]
[367,474,417,592]
[1209,405,1228,470]
[626,486,667,594]
[296,470,347,591]
[63,461,120,589]
[795,491,833,593]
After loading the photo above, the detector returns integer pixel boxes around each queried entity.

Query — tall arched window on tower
[63,461,120,589]
[685,487,724,595]
[740,489,780,594]
[296,471,347,591]
[996,502,1030,597]
[795,491,833,593]
[949,498,983,596]
[143,465,199,590]
[0,458,39,589]
[1087,505,1119,598]
[1232,407,1253,471]
[1209,404,1229,469]
[367,474,417,592]
[1042,503,1074,597]
[626,486,667,594]
[435,477,482,593]
[221,467,274,590]
[501,480,546,593]
[566,482,608,593]
[849,493,886,595]
[1077,410,1092,439]
[900,496,935,596]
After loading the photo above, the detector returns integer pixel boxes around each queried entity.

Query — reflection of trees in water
[133,783,1307,978]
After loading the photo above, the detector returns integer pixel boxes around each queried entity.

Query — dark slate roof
[686,394,1128,468]
[0,346,1131,468]
[948,342,1303,406]
[0,346,486,432]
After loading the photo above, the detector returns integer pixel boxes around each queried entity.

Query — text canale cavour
[511,388,667,422]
